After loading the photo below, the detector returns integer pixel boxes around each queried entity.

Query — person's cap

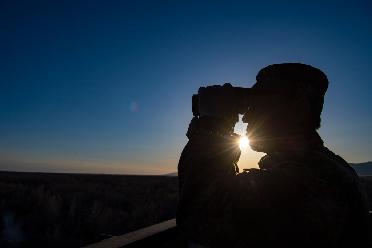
[254,63,329,98]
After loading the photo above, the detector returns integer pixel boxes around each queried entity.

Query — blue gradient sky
[1,0,371,174]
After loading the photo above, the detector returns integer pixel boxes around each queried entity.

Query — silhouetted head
[244,63,329,152]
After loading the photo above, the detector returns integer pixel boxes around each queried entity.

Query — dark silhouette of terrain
[0,171,178,248]
[1,170,371,248]
[351,162,372,176]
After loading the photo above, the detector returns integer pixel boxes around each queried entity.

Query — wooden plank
[83,219,177,248]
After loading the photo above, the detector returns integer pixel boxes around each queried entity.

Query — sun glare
[239,136,249,150]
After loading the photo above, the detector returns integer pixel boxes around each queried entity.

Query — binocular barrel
[192,87,254,117]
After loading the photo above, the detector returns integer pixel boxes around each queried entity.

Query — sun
[239,136,249,150]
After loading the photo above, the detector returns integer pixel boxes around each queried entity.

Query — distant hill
[350,162,372,176]
[167,162,372,177]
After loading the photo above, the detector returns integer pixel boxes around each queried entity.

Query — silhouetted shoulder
[231,149,370,246]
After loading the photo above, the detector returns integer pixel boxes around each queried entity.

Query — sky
[1,0,371,174]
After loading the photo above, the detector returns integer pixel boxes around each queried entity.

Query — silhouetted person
[177,63,370,247]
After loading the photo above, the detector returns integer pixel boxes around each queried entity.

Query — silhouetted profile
[177,63,370,247]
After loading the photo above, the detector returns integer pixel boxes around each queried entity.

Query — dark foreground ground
[1,171,371,248]
[0,171,178,247]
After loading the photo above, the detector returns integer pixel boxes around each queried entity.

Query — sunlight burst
[239,136,249,150]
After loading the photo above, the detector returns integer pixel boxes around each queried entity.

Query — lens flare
[239,136,249,150]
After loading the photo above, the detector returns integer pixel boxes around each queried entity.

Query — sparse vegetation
[1,171,371,248]
[0,171,178,247]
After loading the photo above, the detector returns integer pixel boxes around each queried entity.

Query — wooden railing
[83,219,182,248]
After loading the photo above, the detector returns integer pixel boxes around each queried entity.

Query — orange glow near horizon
[234,117,263,170]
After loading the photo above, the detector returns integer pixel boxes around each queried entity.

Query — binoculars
[192,86,266,117]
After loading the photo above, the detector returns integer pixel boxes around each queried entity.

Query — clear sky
[1,0,371,174]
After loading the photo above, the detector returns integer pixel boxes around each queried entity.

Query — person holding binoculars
[177,63,370,247]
